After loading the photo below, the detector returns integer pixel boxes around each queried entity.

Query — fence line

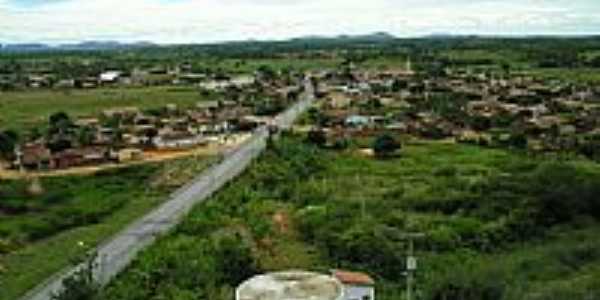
[19,80,315,300]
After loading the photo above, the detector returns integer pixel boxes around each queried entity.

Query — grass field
[0,154,216,300]
[96,136,600,300]
[528,68,600,84]
[208,58,342,73]
[0,86,213,131]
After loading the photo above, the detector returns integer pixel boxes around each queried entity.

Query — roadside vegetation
[0,155,216,300]
[85,134,600,300]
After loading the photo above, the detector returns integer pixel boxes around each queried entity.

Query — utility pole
[355,174,366,221]
[381,226,425,300]
[405,233,425,300]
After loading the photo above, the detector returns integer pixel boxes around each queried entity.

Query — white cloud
[0,0,599,44]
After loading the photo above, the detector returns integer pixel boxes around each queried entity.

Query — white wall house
[332,270,375,300]
[99,71,122,83]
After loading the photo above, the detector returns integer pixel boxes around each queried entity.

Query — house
[50,149,84,169]
[99,71,122,84]
[153,132,207,150]
[195,101,220,117]
[77,77,99,89]
[116,148,143,163]
[18,143,52,169]
[54,79,76,89]
[27,75,50,88]
[48,147,107,169]
[385,121,408,133]
[327,92,353,109]
[230,75,255,87]
[177,73,207,84]
[345,115,371,128]
[332,270,375,300]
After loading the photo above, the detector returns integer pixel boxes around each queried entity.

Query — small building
[153,133,207,150]
[116,148,143,163]
[345,115,371,128]
[50,149,84,169]
[99,71,122,84]
[332,270,375,300]
[18,143,52,169]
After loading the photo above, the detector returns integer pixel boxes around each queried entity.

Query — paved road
[20,79,316,300]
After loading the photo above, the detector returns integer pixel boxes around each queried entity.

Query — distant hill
[0,32,398,53]
[293,32,397,42]
[0,41,157,52]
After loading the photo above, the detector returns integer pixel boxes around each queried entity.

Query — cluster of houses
[10,101,257,171]
[310,64,600,151]
[0,60,290,91]
[5,75,305,172]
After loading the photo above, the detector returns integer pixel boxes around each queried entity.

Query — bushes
[372,134,401,158]
[51,253,99,300]
[103,232,259,300]
[0,164,157,251]
[527,162,600,225]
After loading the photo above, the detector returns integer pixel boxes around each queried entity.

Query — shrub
[372,134,401,158]
[51,253,99,300]
[433,165,457,177]
[306,129,327,147]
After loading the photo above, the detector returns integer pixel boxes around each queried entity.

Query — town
[2,34,600,300]
[3,58,600,176]
[0,68,305,174]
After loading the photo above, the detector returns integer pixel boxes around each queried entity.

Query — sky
[0,0,599,44]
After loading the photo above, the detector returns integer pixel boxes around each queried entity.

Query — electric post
[404,233,425,300]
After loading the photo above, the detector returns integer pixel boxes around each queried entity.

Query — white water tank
[236,270,344,300]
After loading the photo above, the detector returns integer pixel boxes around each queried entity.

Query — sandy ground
[0,133,252,180]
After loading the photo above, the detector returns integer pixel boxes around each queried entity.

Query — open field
[95,136,600,300]
[205,58,342,73]
[0,86,212,131]
[528,68,600,84]
[0,154,216,300]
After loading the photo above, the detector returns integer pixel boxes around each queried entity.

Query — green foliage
[372,133,401,158]
[85,137,600,300]
[0,129,18,160]
[51,253,99,300]
[306,128,327,147]
[527,162,600,225]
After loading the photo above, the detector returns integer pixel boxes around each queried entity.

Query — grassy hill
[91,135,600,300]
[0,155,216,300]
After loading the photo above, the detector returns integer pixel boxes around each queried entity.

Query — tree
[372,134,401,158]
[306,129,327,147]
[51,252,99,300]
[49,111,74,136]
[213,233,258,285]
[508,133,528,150]
[0,130,18,161]
[76,126,96,147]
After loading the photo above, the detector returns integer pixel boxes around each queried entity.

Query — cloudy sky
[0,0,599,44]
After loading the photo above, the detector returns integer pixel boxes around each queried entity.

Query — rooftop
[236,270,343,300]
[332,270,375,286]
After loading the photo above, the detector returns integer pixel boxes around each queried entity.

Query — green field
[92,136,600,300]
[0,155,216,300]
[0,86,212,131]
[207,58,342,73]
[529,68,600,84]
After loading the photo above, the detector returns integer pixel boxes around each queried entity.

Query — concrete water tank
[236,270,344,300]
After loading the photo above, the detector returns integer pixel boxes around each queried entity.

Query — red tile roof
[332,270,375,286]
